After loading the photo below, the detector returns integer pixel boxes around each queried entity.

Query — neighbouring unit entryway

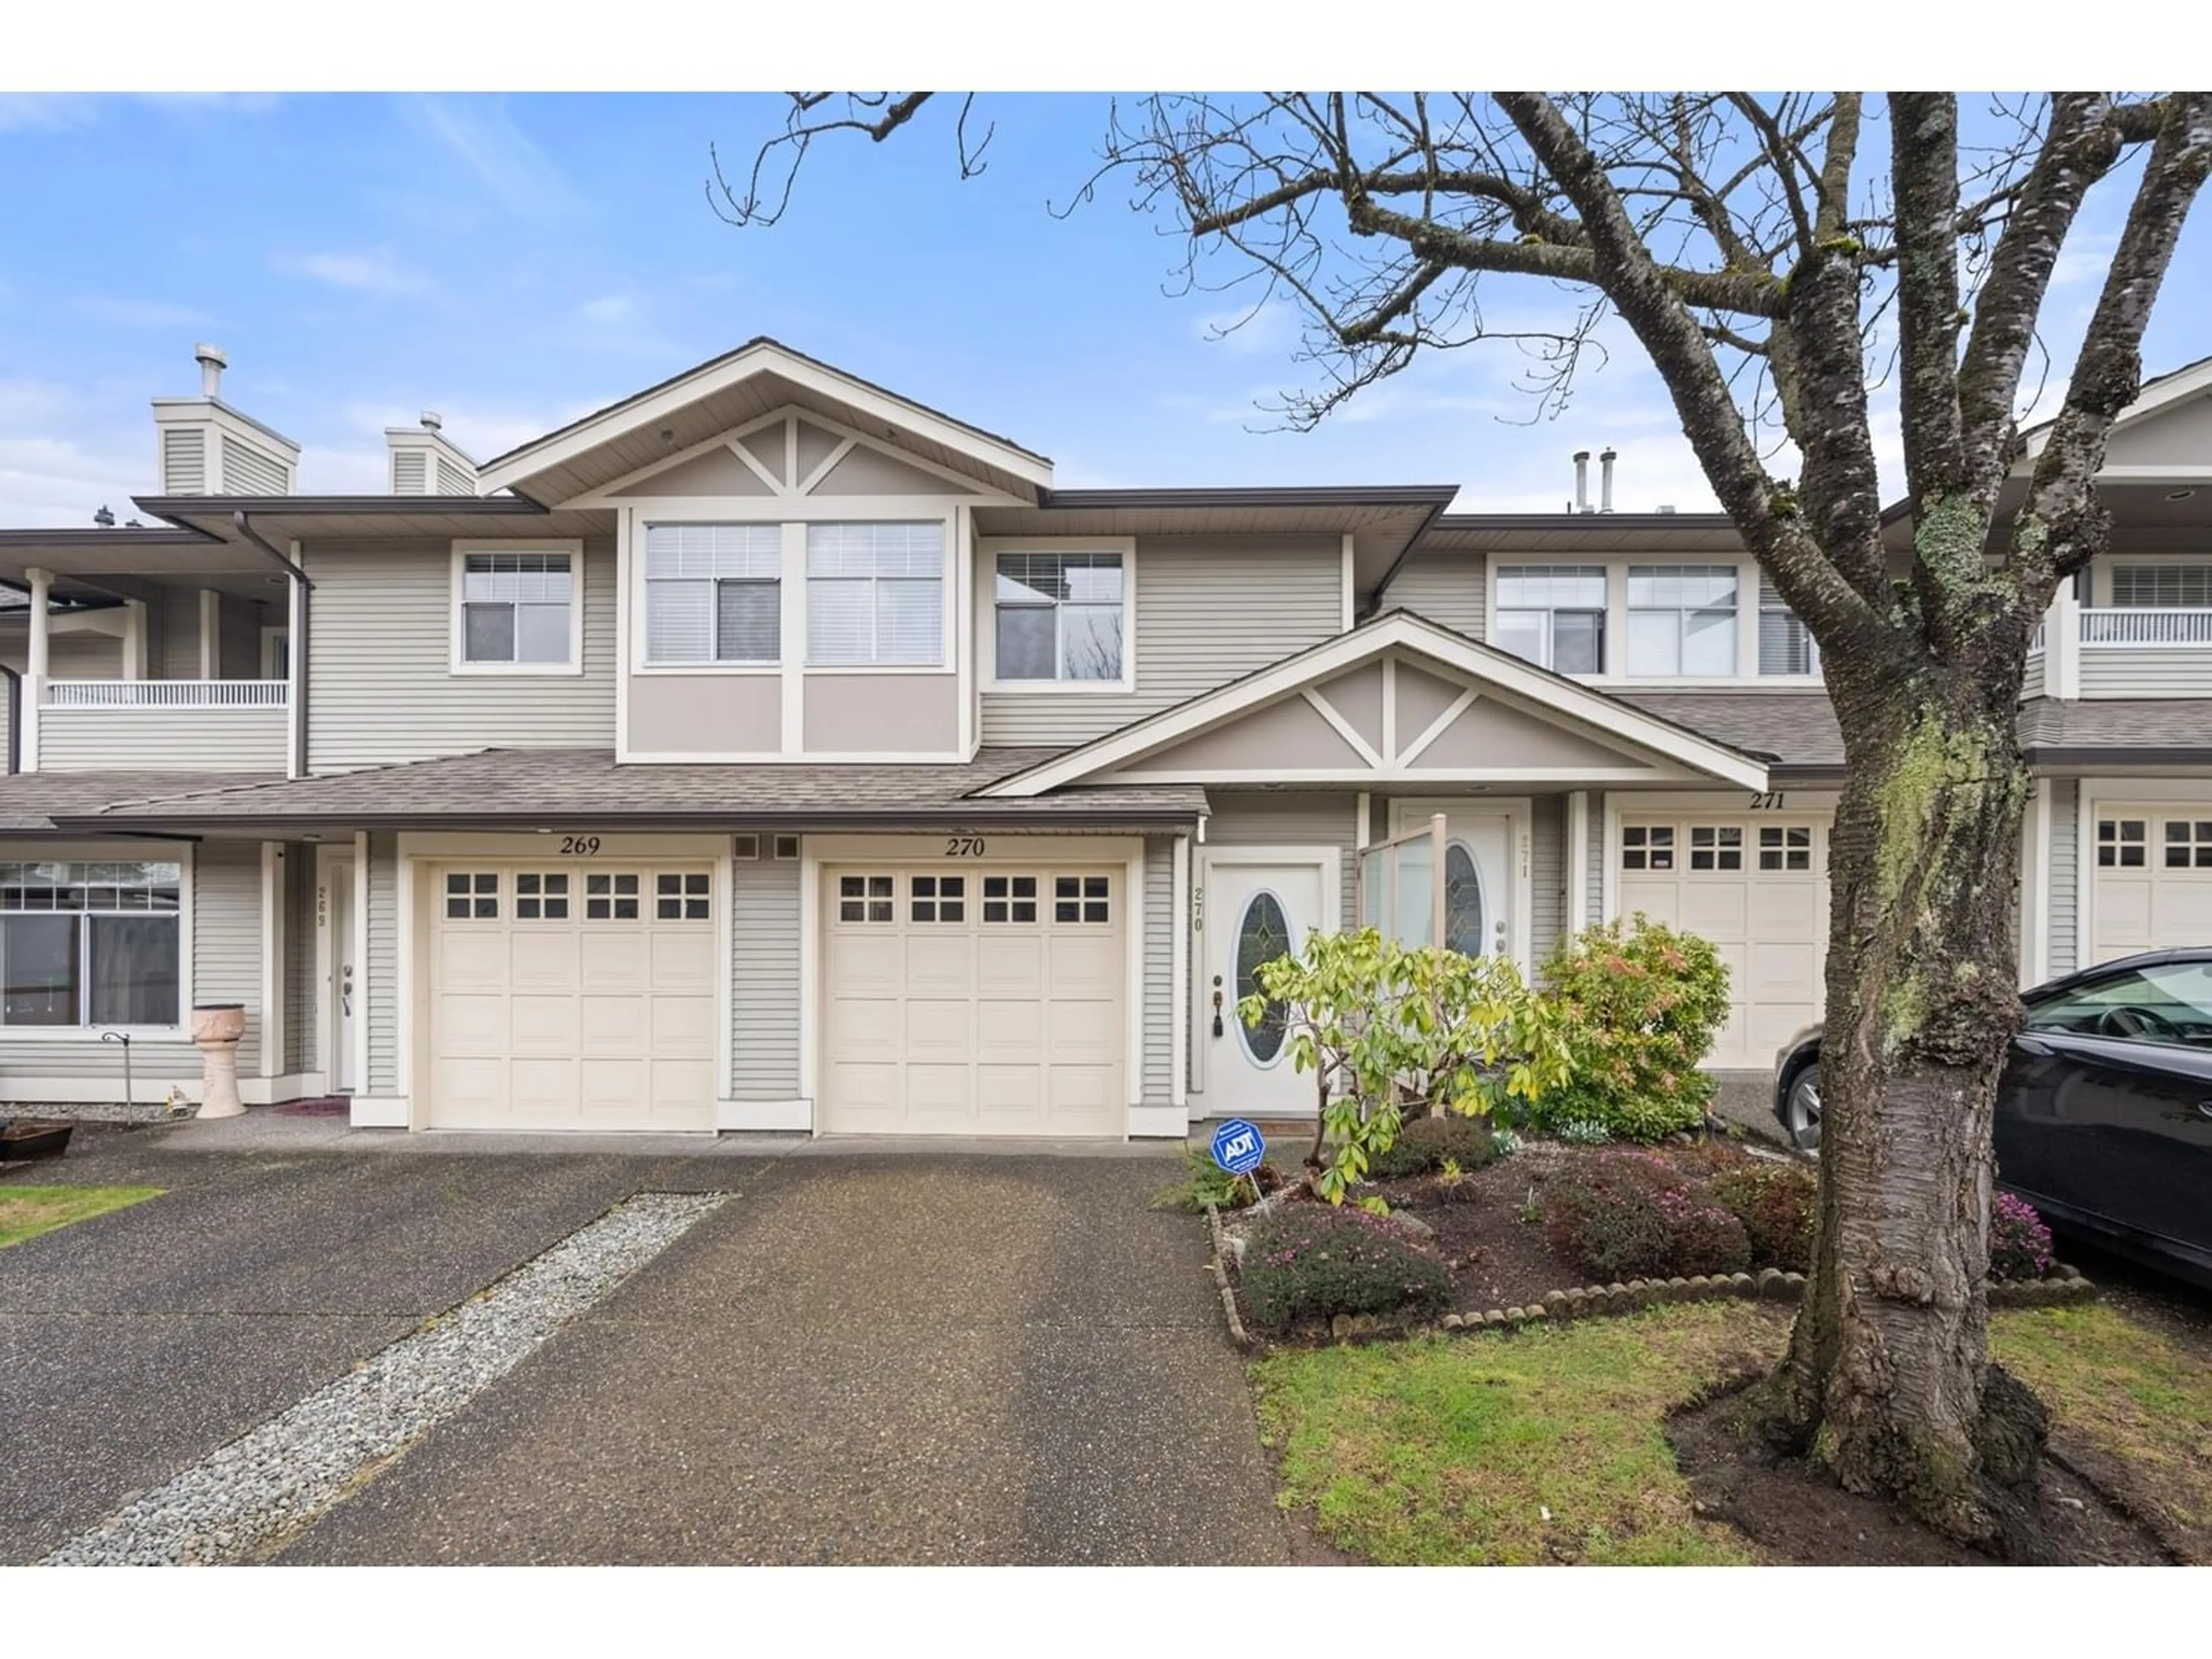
[819,863,1125,1135]
[423,862,718,1130]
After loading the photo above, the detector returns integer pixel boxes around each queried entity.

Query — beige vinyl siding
[162,429,206,495]
[1587,795,1605,927]
[2021,651,2045,700]
[155,589,200,680]
[367,832,398,1094]
[2078,648,2212,696]
[305,540,617,772]
[36,707,287,772]
[1379,548,1487,639]
[1529,794,1565,968]
[1205,791,1359,929]
[285,840,317,1075]
[2048,778,2078,978]
[0,674,12,772]
[1142,835,1174,1104]
[731,850,801,1100]
[31,633,127,680]
[437,458,474,496]
[980,536,1345,746]
[0,840,257,1093]
[221,435,289,497]
[392,451,429,494]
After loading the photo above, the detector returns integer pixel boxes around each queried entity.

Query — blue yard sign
[1210,1118,1266,1176]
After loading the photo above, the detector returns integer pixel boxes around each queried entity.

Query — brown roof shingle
[62,748,1206,831]
[0,770,283,833]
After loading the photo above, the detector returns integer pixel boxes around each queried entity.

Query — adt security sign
[1211,1118,1266,1176]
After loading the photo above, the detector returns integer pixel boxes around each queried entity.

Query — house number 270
[944,836,987,858]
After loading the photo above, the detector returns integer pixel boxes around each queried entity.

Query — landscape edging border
[1205,1207,2097,1348]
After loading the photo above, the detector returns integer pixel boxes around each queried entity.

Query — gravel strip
[40,1191,728,1566]
[5,1101,195,1124]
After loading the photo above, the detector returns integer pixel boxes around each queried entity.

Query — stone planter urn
[191,1002,248,1120]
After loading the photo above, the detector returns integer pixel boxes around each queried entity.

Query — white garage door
[1616,813,1830,1069]
[426,863,717,1131]
[2090,808,2212,963]
[821,865,1124,1136]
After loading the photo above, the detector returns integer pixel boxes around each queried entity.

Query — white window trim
[977,536,1138,694]
[635,523,783,675]
[802,520,952,672]
[1484,556,1824,687]
[0,840,195,1040]
[449,540,586,677]
[259,625,289,680]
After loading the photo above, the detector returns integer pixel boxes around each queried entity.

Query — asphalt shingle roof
[65,748,1207,831]
[0,771,284,832]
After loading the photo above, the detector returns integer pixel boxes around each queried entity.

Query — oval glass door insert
[1235,890,1293,1064]
[1444,841,1487,957]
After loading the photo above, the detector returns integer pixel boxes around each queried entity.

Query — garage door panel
[1750,885,1819,939]
[821,862,1125,1137]
[1681,886,1748,936]
[1618,878,1683,924]
[427,862,716,1132]
[2090,806,2212,961]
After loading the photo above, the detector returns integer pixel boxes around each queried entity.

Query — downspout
[234,512,312,779]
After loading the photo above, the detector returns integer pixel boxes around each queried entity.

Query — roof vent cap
[421,410,442,433]
[193,342,228,399]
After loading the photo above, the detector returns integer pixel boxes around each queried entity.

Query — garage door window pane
[1054,874,1110,923]
[838,873,895,923]
[586,873,642,919]
[1758,825,1812,871]
[2098,820,2147,868]
[516,872,570,920]
[655,872,711,920]
[1690,826,1743,872]
[2161,820,2212,869]
[910,873,967,923]
[445,872,498,919]
[1622,825,1674,871]
[982,874,1037,924]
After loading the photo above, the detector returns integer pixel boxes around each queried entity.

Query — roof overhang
[473,338,1056,506]
[975,611,1770,797]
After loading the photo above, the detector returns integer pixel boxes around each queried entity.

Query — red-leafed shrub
[1709,1162,1817,1271]
[1238,1205,1451,1330]
[1541,1149,1751,1280]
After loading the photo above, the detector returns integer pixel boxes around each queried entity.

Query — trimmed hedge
[1239,1205,1451,1330]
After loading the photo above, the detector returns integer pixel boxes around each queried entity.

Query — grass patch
[1252,1302,1784,1564]
[0,1184,164,1249]
[1993,1304,2212,1561]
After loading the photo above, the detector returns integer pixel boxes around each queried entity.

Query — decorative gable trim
[975,611,1770,797]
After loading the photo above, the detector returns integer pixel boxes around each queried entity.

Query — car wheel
[1783,1065,1822,1152]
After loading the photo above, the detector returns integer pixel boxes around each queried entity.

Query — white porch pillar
[123,598,147,680]
[2047,584,2081,700]
[199,589,219,680]
[23,566,51,773]
[1565,790,1591,934]
[1171,832,1191,1112]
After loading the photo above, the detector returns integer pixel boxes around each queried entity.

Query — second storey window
[645,524,781,664]
[459,550,575,668]
[2112,565,2212,607]
[994,551,1126,682]
[1627,565,1737,676]
[1493,566,1605,673]
[806,522,944,666]
[1758,575,1819,676]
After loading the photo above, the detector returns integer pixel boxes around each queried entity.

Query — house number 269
[560,836,603,855]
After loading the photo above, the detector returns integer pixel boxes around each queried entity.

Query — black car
[1773,949,2212,1287]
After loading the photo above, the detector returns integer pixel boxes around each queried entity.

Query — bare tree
[717,91,2212,1551]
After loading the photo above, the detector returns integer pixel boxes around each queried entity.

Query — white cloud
[71,296,214,330]
[277,250,432,297]
[577,293,638,325]
[403,94,579,221]
[0,95,100,133]
[0,379,150,528]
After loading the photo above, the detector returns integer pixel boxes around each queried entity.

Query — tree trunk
[1770,641,2050,1556]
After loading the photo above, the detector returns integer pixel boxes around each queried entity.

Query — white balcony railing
[43,679,289,709]
[2028,622,2046,655]
[2079,607,2212,647]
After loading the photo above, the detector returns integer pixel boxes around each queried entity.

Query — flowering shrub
[1541,1149,1751,1280]
[1365,1112,1501,1180]
[1530,916,1732,1141]
[1708,1162,1817,1271]
[1238,1205,1452,1330]
[1990,1192,2056,1281]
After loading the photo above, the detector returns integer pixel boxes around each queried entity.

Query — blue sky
[2,91,2207,528]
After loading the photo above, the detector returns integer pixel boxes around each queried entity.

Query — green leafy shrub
[1365,1112,1501,1180]
[1148,1146,1280,1213]
[1708,1162,1816,1271]
[1541,1149,1751,1280]
[1532,916,1733,1141]
[1238,929,1570,1202]
[1238,1205,1451,1330]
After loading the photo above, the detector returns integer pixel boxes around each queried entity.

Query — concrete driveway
[1,1122,1290,1565]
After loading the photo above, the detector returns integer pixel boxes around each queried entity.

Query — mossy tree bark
[727,89,2212,1547]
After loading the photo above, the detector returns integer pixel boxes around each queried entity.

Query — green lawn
[0,1184,164,1249]
[1253,1298,2212,1565]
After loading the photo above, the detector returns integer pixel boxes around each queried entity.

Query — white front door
[1388,801,1525,969]
[327,854,359,1094]
[1200,855,1332,1120]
